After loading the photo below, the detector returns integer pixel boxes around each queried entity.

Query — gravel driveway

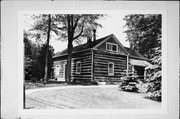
[25,85,161,109]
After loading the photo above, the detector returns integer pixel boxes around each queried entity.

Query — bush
[145,73,161,101]
[91,81,99,85]
[119,76,139,92]
[146,90,161,102]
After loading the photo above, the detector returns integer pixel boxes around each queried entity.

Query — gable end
[93,34,129,56]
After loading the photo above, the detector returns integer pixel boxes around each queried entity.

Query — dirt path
[25,85,161,109]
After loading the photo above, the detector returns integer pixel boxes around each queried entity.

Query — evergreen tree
[146,37,161,101]
[123,14,162,101]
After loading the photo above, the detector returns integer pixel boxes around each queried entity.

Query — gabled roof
[53,34,147,60]
[124,47,147,60]
[93,34,129,55]
[53,34,111,58]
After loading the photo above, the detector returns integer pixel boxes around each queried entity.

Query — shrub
[145,69,161,101]
[91,81,99,85]
[146,90,161,102]
[119,76,139,92]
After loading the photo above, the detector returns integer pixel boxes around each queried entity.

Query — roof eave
[53,48,92,59]
[129,55,147,61]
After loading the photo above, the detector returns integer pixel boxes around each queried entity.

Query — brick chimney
[87,35,92,44]
[93,29,96,42]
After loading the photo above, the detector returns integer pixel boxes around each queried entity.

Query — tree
[124,14,161,59]
[53,14,104,83]
[37,44,55,80]
[24,31,41,81]
[24,30,54,82]
[43,14,51,83]
[28,14,104,83]
[24,31,33,80]
[124,14,162,101]
[145,37,161,101]
[24,37,54,81]
[30,14,53,83]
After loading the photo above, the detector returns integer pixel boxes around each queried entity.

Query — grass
[25,86,161,109]
[25,81,70,90]
[25,80,97,90]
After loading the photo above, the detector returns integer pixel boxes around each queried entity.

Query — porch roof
[129,59,152,67]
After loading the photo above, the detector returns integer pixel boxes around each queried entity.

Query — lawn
[25,85,161,109]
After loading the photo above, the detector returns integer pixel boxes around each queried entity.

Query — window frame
[106,42,118,52]
[76,61,81,74]
[106,42,112,51]
[108,62,114,76]
[112,44,118,52]
[55,65,60,76]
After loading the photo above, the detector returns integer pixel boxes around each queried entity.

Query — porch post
[144,67,147,80]
[91,49,94,81]
[126,55,129,77]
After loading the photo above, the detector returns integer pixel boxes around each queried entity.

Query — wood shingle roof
[53,34,110,58]
[53,34,147,61]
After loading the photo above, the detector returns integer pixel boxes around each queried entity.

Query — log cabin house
[53,31,151,83]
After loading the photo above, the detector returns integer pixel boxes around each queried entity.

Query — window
[112,44,117,51]
[76,61,81,74]
[106,42,118,52]
[55,65,60,75]
[107,43,111,50]
[108,62,114,75]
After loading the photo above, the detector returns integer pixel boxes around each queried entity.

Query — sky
[24,13,130,53]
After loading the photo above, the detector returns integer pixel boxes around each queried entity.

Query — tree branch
[73,20,85,40]
[55,26,66,31]
[67,15,71,34]
[73,16,81,31]
[71,15,74,30]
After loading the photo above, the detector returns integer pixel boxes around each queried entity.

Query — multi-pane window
[108,62,114,75]
[76,61,81,74]
[55,65,60,75]
[106,42,118,52]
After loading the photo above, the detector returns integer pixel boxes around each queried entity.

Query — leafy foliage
[52,14,104,42]
[29,14,105,83]
[124,14,162,101]
[30,14,104,44]
[124,14,161,59]
[24,31,54,82]
[51,14,105,83]
[38,44,55,80]
[29,14,52,83]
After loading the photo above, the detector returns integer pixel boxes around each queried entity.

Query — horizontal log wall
[93,50,127,82]
[71,50,92,82]
[53,49,92,82]
[54,49,127,82]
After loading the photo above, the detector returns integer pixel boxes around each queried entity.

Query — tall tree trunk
[43,14,51,83]
[66,15,74,83]
[66,39,73,83]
